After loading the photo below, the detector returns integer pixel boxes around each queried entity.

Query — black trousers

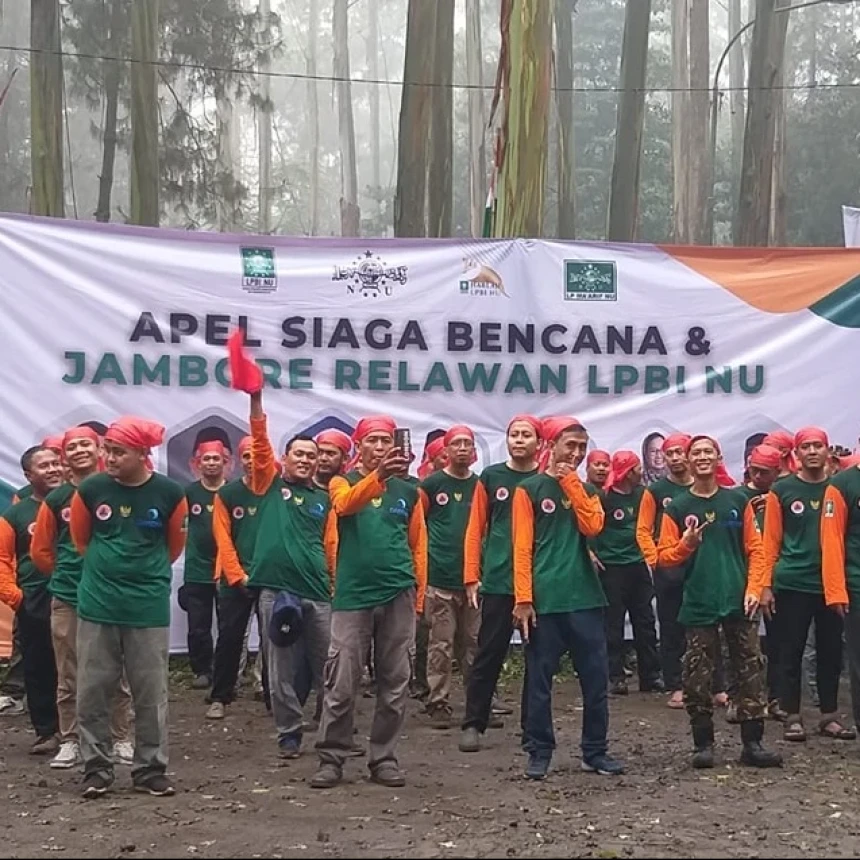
[602,562,661,686]
[775,588,843,716]
[654,567,685,691]
[0,615,26,698]
[763,613,781,703]
[462,593,528,735]
[210,587,256,705]
[17,586,58,737]
[183,582,219,678]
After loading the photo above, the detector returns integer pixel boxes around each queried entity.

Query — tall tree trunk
[736,0,789,246]
[366,0,381,217]
[427,0,454,237]
[493,0,553,237]
[769,89,786,245]
[394,0,436,237]
[30,0,64,217]
[671,0,689,243]
[607,0,651,242]
[308,0,320,234]
[216,87,238,231]
[554,0,575,240]
[130,0,159,226]
[728,0,745,191]
[333,0,359,236]
[807,1,817,86]
[258,0,273,233]
[687,0,709,244]
[465,0,485,237]
[95,0,125,223]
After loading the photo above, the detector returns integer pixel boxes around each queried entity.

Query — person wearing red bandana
[0,445,64,755]
[657,435,781,769]
[418,433,449,482]
[459,415,541,753]
[31,427,133,770]
[512,417,624,780]
[585,450,611,490]
[761,427,853,742]
[418,425,480,729]
[70,417,187,798]
[180,440,230,690]
[763,430,798,477]
[314,429,352,489]
[592,451,663,697]
[312,415,427,790]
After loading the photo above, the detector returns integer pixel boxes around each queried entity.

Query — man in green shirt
[181,440,229,689]
[419,425,480,729]
[71,417,187,798]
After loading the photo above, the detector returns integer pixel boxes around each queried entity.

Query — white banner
[843,205,860,247]
[2,216,860,650]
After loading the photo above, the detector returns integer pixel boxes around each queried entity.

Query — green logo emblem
[564,260,617,302]
[241,247,277,294]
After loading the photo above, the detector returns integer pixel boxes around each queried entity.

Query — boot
[740,719,783,768]
[691,720,715,769]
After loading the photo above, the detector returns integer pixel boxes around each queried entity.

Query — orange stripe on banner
[660,245,860,314]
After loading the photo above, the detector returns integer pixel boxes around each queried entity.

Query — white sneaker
[113,740,135,766]
[0,695,25,715]
[49,741,81,769]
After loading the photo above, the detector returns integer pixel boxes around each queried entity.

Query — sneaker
[31,734,60,756]
[640,678,666,693]
[491,698,514,716]
[524,754,550,780]
[206,701,226,720]
[0,695,25,716]
[370,761,406,788]
[459,727,481,753]
[50,740,81,769]
[113,740,135,766]
[278,737,301,759]
[82,772,113,799]
[310,763,342,789]
[134,774,176,796]
[582,754,625,776]
[428,705,453,730]
[192,675,211,690]
[609,680,628,696]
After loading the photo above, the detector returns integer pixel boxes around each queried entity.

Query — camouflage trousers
[683,617,766,725]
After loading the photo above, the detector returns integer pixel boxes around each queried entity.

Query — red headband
[195,441,228,459]
[794,426,829,449]
[62,426,100,450]
[538,415,583,472]
[42,434,64,452]
[749,444,782,470]
[586,449,610,466]
[662,433,692,453]
[445,425,475,446]
[237,435,253,456]
[687,435,735,487]
[227,329,263,394]
[839,453,860,470]
[353,416,396,444]
[418,437,448,480]
[316,429,353,456]
[104,417,165,451]
[604,450,640,492]
[507,414,543,439]
[763,430,794,453]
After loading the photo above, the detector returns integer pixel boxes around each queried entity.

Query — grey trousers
[316,588,415,771]
[257,588,331,742]
[77,620,169,784]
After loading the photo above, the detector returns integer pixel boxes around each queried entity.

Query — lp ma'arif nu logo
[241,247,278,294]
[564,260,617,302]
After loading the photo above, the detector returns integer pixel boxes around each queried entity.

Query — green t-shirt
[184,481,219,584]
[828,467,860,595]
[333,471,418,611]
[43,483,82,606]
[249,478,331,602]
[76,472,185,628]
[478,462,538,596]
[421,470,479,591]
[771,474,828,594]
[592,485,646,566]
[216,479,261,593]
[664,488,751,626]
[646,476,694,537]
[737,484,766,532]
[1,496,43,594]
[518,473,606,615]
[15,484,33,502]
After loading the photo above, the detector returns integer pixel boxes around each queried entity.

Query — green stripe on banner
[809,275,860,328]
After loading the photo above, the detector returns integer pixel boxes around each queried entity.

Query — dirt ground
[3,668,860,860]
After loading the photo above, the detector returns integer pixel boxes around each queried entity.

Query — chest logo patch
[27,522,36,536]
[810,499,821,511]
[206,504,214,513]
[454,492,463,502]
[824,500,835,518]
[190,503,202,516]
[663,497,672,508]
[120,506,132,518]
[372,498,383,508]
[294,496,304,506]
[436,492,449,506]
[496,487,510,502]
[684,514,699,529]
[232,506,245,520]
[247,506,257,516]
[96,504,112,521]
[705,511,716,523]
[281,487,292,501]
[791,500,805,516]
[561,498,571,510]
[541,499,556,514]
[613,508,625,521]
[61,507,71,523]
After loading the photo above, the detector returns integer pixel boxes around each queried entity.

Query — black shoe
[692,746,715,769]
[310,763,342,789]
[641,678,666,693]
[134,774,176,796]
[692,721,715,769]
[82,773,113,799]
[610,680,628,696]
[370,762,406,787]
[741,740,783,768]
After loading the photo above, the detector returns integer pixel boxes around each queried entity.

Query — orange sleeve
[167,498,189,563]
[463,480,489,586]
[821,485,850,607]
[0,519,22,611]
[324,510,338,592]
[761,491,783,589]
[512,487,535,605]
[249,414,279,496]
[743,502,766,600]
[408,501,428,613]
[213,495,247,587]
[636,489,658,568]
[418,487,430,516]
[657,514,694,567]
[30,502,58,575]
[329,472,386,516]
[560,472,604,537]
[69,491,92,555]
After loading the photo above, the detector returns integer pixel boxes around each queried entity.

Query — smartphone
[393,427,412,461]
